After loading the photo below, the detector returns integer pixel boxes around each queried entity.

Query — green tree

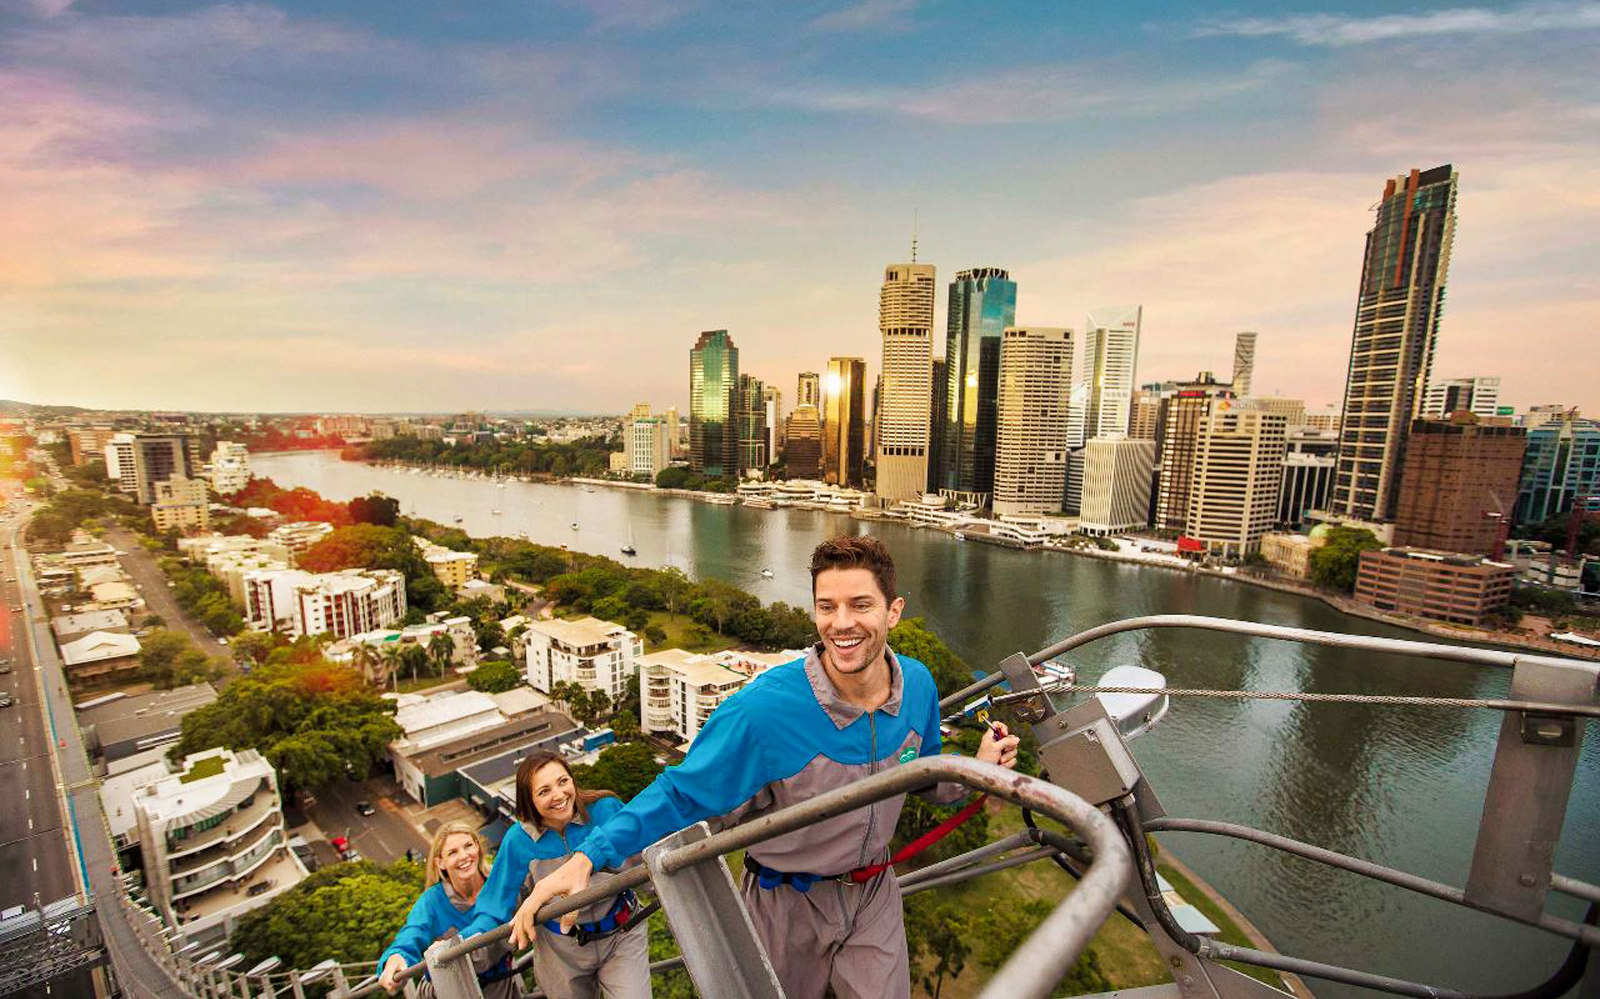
[611,708,640,741]
[971,899,1112,994]
[137,629,224,689]
[1308,527,1383,592]
[426,634,457,677]
[904,894,971,999]
[229,860,425,971]
[173,658,401,796]
[888,618,973,699]
[893,794,991,867]
[467,659,522,693]
[230,630,280,669]
[570,742,663,800]
[297,524,443,611]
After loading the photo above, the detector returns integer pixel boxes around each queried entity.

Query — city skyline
[4,1,1598,415]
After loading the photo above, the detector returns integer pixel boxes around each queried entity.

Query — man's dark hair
[810,535,897,604]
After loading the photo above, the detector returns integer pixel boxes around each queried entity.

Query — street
[101,523,232,664]
[3,508,98,997]
[306,771,428,866]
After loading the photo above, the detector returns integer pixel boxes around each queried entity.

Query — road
[307,772,428,866]
[101,524,231,663]
[3,504,99,997]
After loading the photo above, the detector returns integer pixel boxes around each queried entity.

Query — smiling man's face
[812,566,904,679]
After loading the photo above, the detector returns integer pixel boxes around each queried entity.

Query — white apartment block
[1079,437,1156,535]
[1421,376,1502,419]
[640,648,796,746]
[105,433,139,494]
[1074,305,1143,443]
[522,616,642,700]
[133,748,303,945]
[418,538,479,588]
[993,327,1073,517]
[622,404,673,479]
[242,568,406,639]
[876,262,937,503]
[209,441,251,495]
[267,521,335,553]
[152,476,210,533]
[1184,403,1289,558]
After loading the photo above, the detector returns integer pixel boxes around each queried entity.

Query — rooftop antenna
[911,208,919,263]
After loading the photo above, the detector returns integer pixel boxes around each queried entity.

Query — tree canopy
[1308,527,1383,592]
[137,629,227,689]
[229,860,424,971]
[888,617,974,699]
[570,742,663,801]
[173,657,401,794]
[466,659,522,693]
[297,523,447,612]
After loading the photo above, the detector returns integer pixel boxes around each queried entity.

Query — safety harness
[744,793,989,891]
[543,889,657,945]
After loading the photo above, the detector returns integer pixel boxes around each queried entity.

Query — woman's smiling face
[531,760,576,826]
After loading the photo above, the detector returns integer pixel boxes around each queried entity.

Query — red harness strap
[845,794,988,884]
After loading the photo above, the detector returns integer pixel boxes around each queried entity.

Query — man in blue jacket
[509,535,1019,999]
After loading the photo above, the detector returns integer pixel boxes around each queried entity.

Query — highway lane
[4,505,99,996]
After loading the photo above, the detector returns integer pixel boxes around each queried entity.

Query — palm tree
[377,642,404,690]
[349,644,381,686]
[426,634,455,678]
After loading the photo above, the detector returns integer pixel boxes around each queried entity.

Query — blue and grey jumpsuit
[575,647,966,999]
[377,878,521,998]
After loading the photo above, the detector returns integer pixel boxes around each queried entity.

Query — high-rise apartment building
[623,404,672,480]
[784,406,823,480]
[797,372,821,409]
[689,330,738,479]
[1330,165,1459,522]
[939,268,1016,503]
[823,357,867,487]
[1079,437,1156,535]
[104,432,202,504]
[1185,403,1289,557]
[762,385,783,463]
[209,441,251,495]
[152,476,210,533]
[736,373,769,476]
[1513,414,1600,525]
[1129,389,1164,440]
[1231,332,1258,398]
[1421,376,1501,419]
[992,327,1073,516]
[1392,414,1526,557]
[876,262,937,502]
[1065,305,1142,511]
[68,427,116,466]
[105,433,139,494]
[1153,374,1235,532]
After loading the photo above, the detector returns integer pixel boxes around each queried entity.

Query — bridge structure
[9,616,1599,998]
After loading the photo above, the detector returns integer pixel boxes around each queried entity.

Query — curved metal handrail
[940,613,1600,712]
[342,756,1131,999]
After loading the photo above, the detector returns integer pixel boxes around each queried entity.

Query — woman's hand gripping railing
[336,756,1132,999]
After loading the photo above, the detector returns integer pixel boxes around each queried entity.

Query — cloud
[754,59,1294,124]
[810,0,921,33]
[550,0,697,30]
[1195,1,1600,47]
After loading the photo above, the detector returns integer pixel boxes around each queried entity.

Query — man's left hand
[976,721,1020,770]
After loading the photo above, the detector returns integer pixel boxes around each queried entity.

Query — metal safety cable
[1014,684,1600,717]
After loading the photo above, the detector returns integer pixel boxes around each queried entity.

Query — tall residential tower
[939,267,1017,505]
[1329,165,1458,522]
[876,262,937,502]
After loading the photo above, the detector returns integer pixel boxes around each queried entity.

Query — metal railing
[93,614,1600,999]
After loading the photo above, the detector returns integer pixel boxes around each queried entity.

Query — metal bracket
[1466,657,1597,921]
[423,935,485,999]
[642,822,784,999]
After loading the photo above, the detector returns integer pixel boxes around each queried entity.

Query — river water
[257,451,1598,995]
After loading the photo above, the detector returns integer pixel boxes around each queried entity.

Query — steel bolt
[1518,873,1536,887]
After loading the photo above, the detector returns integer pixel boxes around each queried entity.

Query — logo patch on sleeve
[897,746,917,764]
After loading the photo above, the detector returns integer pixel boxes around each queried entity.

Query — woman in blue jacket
[377,821,518,996]
[463,750,651,999]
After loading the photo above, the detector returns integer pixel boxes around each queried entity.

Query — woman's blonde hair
[423,820,492,890]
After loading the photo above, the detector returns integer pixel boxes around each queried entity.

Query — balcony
[169,823,283,899]
[171,849,303,932]
[168,801,278,872]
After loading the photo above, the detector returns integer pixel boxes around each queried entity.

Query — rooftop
[139,748,272,827]
[525,615,632,647]
[60,630,141,666]
[392,689,501,740]
[51,609,130,638]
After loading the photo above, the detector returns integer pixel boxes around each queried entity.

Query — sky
[2,0,1597,417]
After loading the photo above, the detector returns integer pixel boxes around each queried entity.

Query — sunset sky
[4,0,1597,416]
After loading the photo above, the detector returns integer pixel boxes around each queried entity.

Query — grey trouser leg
[741,873,910,999]
[532,924,652,999]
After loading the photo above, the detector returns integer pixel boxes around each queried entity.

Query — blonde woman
[461,750,651,999]
[377,821,519,996]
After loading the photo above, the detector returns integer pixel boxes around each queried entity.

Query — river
[256,451,1599,995]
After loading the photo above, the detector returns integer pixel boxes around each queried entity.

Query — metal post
[1466,657,1597,920]
[642,822,784,998]
[423,935,485,999]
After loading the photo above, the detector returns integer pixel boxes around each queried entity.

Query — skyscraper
[876,262,937,502]
[761,385,783,464]
[1080,437,1157,535]
[797,372,821,409]
[823,357,867,487]
[992,327,1073,516]
[1154,374,1236,532]
[1231,331,1258,399]
[939,267,1017,503]
[1421,376,1501,419]
[785,406,823,480]
[689,330,738,479]
[1185,402,1289,557]
[1392,414,1526,557]
[1329,164,1459,522]
[1065,305,1142,511]
[735,373,768,476]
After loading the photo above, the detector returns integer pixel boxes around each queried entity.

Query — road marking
[23,789,27,800]
[32,858,36,872]
[27,818,32,830]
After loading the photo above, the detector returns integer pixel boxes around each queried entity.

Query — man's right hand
[379,953,407,994]
[510,853,594,950]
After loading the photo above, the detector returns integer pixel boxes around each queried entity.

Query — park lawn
[644,611,741,654]
[394,674,458,694]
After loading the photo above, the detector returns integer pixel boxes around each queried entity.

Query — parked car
[246,880,274,897]
[355,801,375,817]
[0,695,14,708]
[330,836,357,861]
